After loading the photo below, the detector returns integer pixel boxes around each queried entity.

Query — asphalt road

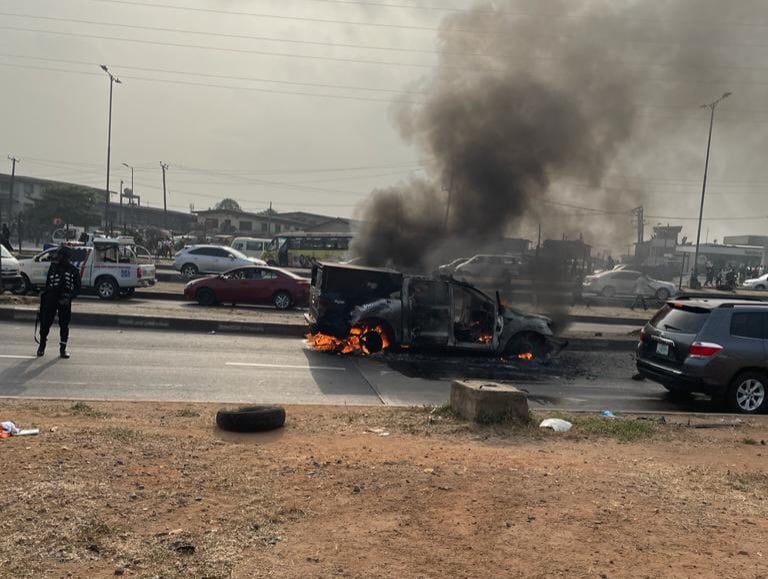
[0,323,728,413]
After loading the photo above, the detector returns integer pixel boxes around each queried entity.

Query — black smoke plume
[352,0,760,270]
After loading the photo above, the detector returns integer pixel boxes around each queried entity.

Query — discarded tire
[216,405,286,432]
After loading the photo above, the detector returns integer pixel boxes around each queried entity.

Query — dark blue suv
[637,299,768,414]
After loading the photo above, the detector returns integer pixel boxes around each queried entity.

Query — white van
[231,237,271,259]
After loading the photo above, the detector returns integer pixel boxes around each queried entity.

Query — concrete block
[450,380,529,424]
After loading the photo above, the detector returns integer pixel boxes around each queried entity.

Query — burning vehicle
[305,263,562,358]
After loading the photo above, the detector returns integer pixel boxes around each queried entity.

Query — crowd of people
[703,261,763,289]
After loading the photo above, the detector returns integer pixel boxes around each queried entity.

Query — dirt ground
[1,401,767,578]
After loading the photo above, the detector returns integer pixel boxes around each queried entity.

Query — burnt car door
[403,277,452,347]
[450,284,499,351]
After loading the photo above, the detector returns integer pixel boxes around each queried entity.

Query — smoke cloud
[352,0,766,270]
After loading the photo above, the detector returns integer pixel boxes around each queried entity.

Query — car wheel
[273,290,292,310]
[196,287,217,306]
[756,285,766,290]
[728,372,768,414]
[655,288,671,301]
[96,277,118,300]
[181,263,199,279]
[14,274,31,294]
[360,330,384,354]
[505,331,550,360]
[601,286,616,298]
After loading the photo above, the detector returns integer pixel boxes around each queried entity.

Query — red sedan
[183,266,309,309]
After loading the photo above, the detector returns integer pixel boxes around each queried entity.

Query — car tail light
[689,341,723,358]
[639,328,646,343]
[137,266,142,278]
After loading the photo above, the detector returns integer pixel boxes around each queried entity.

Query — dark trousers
[630,295,648,310]
[39,294,72,345]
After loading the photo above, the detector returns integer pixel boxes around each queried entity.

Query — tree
[213,198,242,213]
[25,185,101,230]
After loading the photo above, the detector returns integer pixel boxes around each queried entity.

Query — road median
[0,306,306,337]
[0,304,638,349]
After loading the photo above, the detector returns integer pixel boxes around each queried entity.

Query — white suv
[173,245,265,279]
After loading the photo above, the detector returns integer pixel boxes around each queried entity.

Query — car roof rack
[675,293,767,302]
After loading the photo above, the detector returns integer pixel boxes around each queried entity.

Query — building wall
[195,211,305,237]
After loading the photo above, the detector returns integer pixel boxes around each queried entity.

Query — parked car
[0,244,22,291]
[183,265,309,309]
[452,254,522,283]
[743,273,768,290]
[636,298,768,413]
[17,239,156,299]
[437,257,470,276]
[306,262,561,357]
[231,237,271,259]
[173,245,265,279]
[582,269,676,300]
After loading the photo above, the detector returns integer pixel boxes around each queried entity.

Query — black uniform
[38,257,81,356]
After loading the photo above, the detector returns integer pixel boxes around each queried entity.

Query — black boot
[37,340,46,357]
[59,343,70,359]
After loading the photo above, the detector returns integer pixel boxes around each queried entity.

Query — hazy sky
[4,0,768,254]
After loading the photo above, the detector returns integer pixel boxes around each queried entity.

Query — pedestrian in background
[630,274,654,311]
[1,223,13,252]
[37,246,81,358]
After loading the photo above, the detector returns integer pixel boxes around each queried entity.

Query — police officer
[37,245,81,358]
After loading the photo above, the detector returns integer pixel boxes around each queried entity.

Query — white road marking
[0,354,38,359]
[226,362,347,371]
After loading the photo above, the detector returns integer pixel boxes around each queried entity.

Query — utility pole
[101,65,121,235]
[691,91,731,288]
[267,201,273,235]
[119,179,124,233]
[8,155,19,250]
[160,162,169,230]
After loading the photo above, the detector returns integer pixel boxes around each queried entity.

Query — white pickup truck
[18,238,156,299]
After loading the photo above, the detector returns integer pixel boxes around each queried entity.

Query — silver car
[173,245,265,279]
[582,269,676,301]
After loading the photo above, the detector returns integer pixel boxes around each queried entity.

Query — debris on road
[539,418,573,432]
[1,420,39,438]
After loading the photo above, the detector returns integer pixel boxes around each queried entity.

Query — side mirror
[229,254,235,260]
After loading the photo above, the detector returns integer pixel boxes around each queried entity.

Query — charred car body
[306,263,560,357]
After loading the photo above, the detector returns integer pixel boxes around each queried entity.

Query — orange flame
[517,352,534,360]
[308,323,391,355]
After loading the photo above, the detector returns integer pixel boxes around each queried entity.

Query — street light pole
[101,65,121,236]
[160,162,169,231]
[690,91,731,289]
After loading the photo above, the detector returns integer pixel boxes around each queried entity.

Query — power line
[0,53,426,95]
[0,12,456,56]
[9,21,768,85]
[14,11,768,58]
[83,0,768,33]
[85,0,455,32]
[0,62,420,104]
[13,155,427,175]
[0,25,447,70]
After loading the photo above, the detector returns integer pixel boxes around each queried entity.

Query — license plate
[656,343,670,356]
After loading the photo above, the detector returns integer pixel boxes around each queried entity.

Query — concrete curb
[0,307,306,337]
[0,307,638,349]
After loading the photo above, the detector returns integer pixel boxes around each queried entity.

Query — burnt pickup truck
[305,262,561,357]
